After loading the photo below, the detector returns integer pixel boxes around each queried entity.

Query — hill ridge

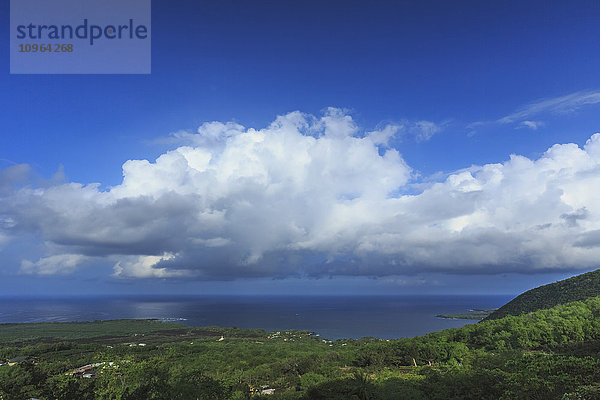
[485,268,600,320]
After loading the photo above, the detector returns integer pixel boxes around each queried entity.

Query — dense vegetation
[486,268,600,320]
[0,319,184,344]
[1,296,600,399]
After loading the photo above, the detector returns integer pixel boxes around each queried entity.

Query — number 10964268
[18,43,74,52]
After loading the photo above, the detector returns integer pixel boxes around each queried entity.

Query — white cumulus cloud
[113,252,187,278]
[2,109,600,279]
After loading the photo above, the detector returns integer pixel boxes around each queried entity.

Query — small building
[71,362,108,376]
[259,386,276,395]
[72,364,94,375]
[7,356,29,366]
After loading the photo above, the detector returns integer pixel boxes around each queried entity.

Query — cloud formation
[519,120,544,130]
[498,90,600,124]
[469,90,600,132]
[21,254,87,275]
[410,120,443,141]
[2,109,600,279]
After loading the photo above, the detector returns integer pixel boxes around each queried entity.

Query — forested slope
[486,268,600,320]
[1,297,600,399]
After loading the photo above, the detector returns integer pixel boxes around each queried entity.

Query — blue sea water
[0,295,512,339]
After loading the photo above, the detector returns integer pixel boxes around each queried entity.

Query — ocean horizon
[0,294,513,339]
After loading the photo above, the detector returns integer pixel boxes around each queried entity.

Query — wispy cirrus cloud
[470,90,600,132]
[518,120,544,130]
[498,90,600,124]
[410,120,445,142]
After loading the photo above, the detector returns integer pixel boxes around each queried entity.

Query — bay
[0,295,512,339]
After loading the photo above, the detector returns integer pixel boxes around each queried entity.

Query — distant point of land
[436,308,497,320]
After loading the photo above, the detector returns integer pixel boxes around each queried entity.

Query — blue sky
[2,0,600,296]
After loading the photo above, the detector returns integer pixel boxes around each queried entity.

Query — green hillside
[3,275,600,399]
[486,268,600,320]
[2,297,600,399]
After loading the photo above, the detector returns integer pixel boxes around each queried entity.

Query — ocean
[0,295,512,339]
